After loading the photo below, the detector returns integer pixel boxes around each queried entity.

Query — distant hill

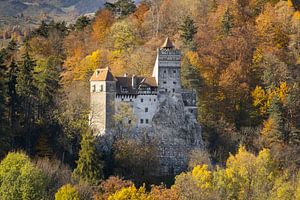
[0,0,107,18]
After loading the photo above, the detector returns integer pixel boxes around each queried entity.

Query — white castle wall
[115,94,159,128]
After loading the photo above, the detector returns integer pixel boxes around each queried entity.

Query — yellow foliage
[252,48,264,64]
[293,11,300,20]
[55,184,80,200]
[191,165,213,191]
[108,185,151,200]
[74,49,110,81]
[252,82,289,115]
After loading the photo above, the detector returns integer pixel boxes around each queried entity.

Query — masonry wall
[115,94,159,128]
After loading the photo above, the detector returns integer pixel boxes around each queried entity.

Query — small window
[173,89,175,92]
[165,89,167,92]
[141,98,143,102]
[154,99,156,102]
[163,81,167,84]
[128,120,132,124]
[164,70,166,73]
[173,70,176,73]
[130,99,132,102]
[145,108,148,112]
[190,110,193,113]
[92,85,96,92]
[140,119,144,124]
[100,85,103,91]
[146,119,149,124]
[173,82,177,84]
[121,98,124,101]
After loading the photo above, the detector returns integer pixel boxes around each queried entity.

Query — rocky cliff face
[150,93,203,175]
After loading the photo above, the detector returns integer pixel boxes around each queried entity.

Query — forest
[0,0,300,199]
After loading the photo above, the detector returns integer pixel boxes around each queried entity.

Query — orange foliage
[92,9,114,44]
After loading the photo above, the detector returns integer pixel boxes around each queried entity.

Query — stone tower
[89,67,116,135]
[152,37,182,94]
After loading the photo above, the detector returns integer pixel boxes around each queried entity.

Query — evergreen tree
[6,59,19,128]
[105,0,136,18]
[72,130,103,184]
[0,50,7,123]
[181,56,202,91]
[75,16,91,31]
[180,16,197,47]
[221,8,234,36]
[261,97,286,146]
[34,57,61,120]
[16,52,36,151]
[268,97,286,141]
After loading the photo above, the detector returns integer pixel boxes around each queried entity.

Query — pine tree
[221,8,234,36]
[180,16,197,47]
[7,59,19,127]
[0,50,7,123]
[16,52,36,151]
[105,0,136,18]
[34,57,61,120]
[72,130,103,184]
[75,16,91,31]
[261,97,286,146]
[181,56,202,91]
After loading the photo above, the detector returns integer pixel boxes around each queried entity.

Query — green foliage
[75,16,91,31]
[34,56,61,118]
[221,8,234,36]
[0,152,47,200]
[105,0,136,18]
[180,16,197,47]
[55,184,80,200]
[72,130,103,184]
[16,52,36,101]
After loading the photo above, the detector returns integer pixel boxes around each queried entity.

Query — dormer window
[96,69,100,76]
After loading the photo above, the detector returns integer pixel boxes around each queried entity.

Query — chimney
[132,75,137,89]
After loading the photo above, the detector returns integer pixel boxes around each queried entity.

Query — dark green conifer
[72,130,103,184]
[221,8,234,36]
[180,16,197,47]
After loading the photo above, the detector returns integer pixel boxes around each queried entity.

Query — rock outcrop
[150,93,203,175]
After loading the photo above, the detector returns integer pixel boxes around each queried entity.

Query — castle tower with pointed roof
[90,38,197,137]
[90,67,116,134]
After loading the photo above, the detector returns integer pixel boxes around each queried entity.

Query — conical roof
[161,37,174,49]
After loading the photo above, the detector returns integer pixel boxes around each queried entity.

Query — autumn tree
[0,152,47,200]
[108,185,150,200]
[92,9,114,45]
[55,184,80,200]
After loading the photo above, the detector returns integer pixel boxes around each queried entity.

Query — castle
[89,38,203,175]
[90,38,197,135]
